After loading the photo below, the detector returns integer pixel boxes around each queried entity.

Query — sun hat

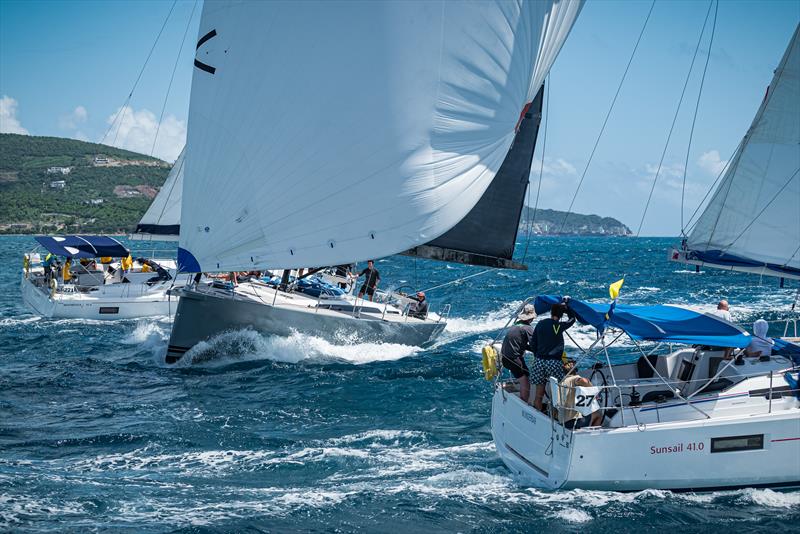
[517,304,537,321]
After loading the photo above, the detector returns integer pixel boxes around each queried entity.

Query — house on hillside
[49,180,66,189]
[93,155,109,166]
[46,166,71,175]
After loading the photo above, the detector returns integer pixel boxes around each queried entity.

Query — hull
[491,385,800,491]
[166,285,447,363]
[21,275,180,320]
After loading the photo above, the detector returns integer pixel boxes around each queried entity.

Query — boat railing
[503,360,798,431]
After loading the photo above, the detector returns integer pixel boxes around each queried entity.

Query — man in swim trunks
[500,304,537,403]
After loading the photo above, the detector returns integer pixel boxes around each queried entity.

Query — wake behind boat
[487,295,800,491]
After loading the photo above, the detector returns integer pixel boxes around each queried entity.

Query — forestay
[132,147,184,241]
[178,0,583,273]
[685,24,800,278]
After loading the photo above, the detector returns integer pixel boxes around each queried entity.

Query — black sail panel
[404,85,544,270]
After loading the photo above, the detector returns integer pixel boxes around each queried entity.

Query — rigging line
[558,0,656,234]
[151,0,198,158]
[418,268,494,294]
[680,0,718,234]
[100,0,178,147]
[522,76,549,264]
[635,0,715,238]
[720,167,800,253]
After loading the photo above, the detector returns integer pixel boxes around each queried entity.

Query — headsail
[404,85,544,270]
[677,24,800,279]
[132,147,184,241]
[178,0,583,273]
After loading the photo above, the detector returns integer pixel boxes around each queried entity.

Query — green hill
[520,207,631,236]
[0,134,171,234]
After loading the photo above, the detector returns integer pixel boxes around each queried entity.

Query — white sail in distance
[178,0,583,272]
[132,147,185,241]
[686,24,800,278]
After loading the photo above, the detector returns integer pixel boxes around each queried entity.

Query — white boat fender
[49,277,57,297]
[23,254,30,278]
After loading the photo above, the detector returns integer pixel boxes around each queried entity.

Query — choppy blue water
[1,235,798,532]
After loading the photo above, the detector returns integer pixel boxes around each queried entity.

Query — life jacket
[121,255,133,271]
[62,259,72,282]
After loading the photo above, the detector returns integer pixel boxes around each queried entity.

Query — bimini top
[534,295,752,349]
[35,235,129,259]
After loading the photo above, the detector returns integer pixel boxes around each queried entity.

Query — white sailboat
[489,23,800,491]
[131,147,184,242]
[165,0,584,363]
[20,235,191,319]
[21,152,193,320]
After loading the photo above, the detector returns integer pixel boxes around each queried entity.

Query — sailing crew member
[531,300,576,412]
[710,299,732,322]
[408,291,429,319]
[500,304,537,403]
[745,319,774,357]
[43,252,56,283]
[356,260,381,301]
[62,257,73,283]
[334,264,353,289]
[559,371,603,429]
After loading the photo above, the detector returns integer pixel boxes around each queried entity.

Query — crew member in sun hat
[500,304,538,403]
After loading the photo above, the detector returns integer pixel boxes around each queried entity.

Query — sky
[0,0,798,236]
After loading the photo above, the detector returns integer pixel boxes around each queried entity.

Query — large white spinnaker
[178,0,583,273]
[684,24,800,278]
[132,147,185,241]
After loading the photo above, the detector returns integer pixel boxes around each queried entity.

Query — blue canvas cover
[35,235,129,259]
[534,295,752,348]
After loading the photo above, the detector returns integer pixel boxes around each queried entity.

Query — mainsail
[679,24,800,280]
[178,0,583,273]
[132,147,184,241]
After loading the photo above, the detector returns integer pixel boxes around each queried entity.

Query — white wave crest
[444,301,521,335]
[180,329,420,366]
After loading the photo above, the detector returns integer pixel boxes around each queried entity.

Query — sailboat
[489,24,800,491]
[21,152,195,319]
[131,147,184,242]
[164,0,584,363]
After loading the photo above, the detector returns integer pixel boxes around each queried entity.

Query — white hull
[21,270,190,320]
[492,350,800,491]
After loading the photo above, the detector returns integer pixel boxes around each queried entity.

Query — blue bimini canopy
[534,295,753,349]
[35,235,129,259]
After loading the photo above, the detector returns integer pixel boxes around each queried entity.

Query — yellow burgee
[608,278,624,300]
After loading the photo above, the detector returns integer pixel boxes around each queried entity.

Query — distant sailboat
[166,0,584,363]
[131,147,184,242]
[672,24,800,281]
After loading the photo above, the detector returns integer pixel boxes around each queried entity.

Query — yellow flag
[609,278,624,300]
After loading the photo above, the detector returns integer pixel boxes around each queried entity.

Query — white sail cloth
[179,0,583,272]
[133,147,184,241]
[687,24,800,274]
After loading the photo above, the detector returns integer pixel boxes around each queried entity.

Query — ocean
[1,235,797,532]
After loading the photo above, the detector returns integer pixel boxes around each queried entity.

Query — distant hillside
[0,134,170,234]
[520,207,631,236]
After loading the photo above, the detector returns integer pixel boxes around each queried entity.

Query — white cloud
[531,156,578,177]
[58,105,88,130]
[103,105,186,162]
[0,95,29,135]
[697,150,728,176]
